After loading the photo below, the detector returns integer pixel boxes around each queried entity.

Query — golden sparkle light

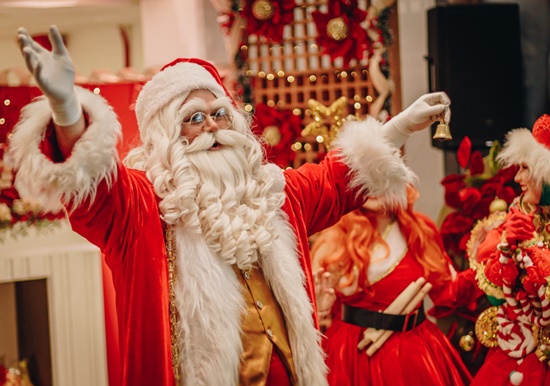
[301,97,348,149]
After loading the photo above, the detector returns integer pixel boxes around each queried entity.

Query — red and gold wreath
[312,0,370,67]
[243,0,296,43]
[252,103,302,168]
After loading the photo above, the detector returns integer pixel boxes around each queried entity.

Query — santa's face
[180,89,232,146]
[515,163,542,205]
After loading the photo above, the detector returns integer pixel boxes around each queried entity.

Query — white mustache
[184,130,248,153]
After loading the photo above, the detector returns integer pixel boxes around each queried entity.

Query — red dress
[323,249,475,386]
[469,204,550,386]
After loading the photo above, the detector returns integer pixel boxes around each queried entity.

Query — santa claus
[9,26,450,386]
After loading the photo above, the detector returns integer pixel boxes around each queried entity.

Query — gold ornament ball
[489,197,508,213]
[459,334,475,352]
[262,125,282,146]
[475,306,499,348]
[252,0,274,20]
[327,17,347,41]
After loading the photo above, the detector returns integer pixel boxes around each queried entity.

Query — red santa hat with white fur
[135,58,234,129]
[497,114,550,188]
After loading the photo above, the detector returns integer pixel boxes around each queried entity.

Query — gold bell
[432,120,452,141]
[459,332,475,352]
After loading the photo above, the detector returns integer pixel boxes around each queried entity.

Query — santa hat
[497,115,550,196]
[134,58,234,129]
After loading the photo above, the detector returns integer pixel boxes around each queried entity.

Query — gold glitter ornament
[262,125,282,146]
[252,0,274,20]
[489,196,508,213]
[458,332,475,352]
[327,17,348,41]
[302,97,348,149]
[475,306,499,348]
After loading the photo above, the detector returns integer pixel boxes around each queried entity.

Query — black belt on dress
[341,303,426,332]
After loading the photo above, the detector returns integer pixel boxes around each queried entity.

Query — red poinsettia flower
[493,164,519,184]
[457,136,472,169]
[312,0,369,67]
[459,187,481,216]
[469,150,484,175]
[441,173,466,209]
[243,0,296,43]
[440,211,475,255]
[252,103,303,168]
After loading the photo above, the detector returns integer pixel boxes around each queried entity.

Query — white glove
[383,91,451,148]
[17,25,81,126]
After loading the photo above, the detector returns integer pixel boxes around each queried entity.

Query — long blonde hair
[311,186,451,291]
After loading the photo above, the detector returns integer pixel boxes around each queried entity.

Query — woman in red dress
[311,186,481,386]
[469,115,550,386]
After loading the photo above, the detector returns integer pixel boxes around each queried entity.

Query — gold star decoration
[301,96,348,149]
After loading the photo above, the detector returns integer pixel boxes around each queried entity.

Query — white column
[139,0,207,68]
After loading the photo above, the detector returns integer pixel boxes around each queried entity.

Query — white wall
[0,23,143,79]
[398,0,445,221]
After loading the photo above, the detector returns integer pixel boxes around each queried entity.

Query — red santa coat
[8,88,416,386]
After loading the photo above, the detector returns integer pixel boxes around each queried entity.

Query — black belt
[342,304,426,332]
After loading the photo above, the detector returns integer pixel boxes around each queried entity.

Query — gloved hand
[505,208,535,246]
[17,25,81,126]
[382,92,450,148]
[390,91,451,133]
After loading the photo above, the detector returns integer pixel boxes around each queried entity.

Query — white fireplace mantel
[0,220,108,386]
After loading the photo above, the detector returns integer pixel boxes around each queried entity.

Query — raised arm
[17,25,84,157]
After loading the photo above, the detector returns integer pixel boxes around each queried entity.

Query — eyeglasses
[182,107,232,130]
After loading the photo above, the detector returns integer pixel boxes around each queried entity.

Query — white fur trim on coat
[135,62,227,129]
[172,211,328,386]
[7,87,121,213]
[332,116,417,209]
[497,128,550,185]
[263,163,286,193]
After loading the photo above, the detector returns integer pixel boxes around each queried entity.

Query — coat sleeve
[283,116,417,236]
[7,87,161,262]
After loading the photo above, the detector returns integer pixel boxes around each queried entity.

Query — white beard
[162,129,284,270]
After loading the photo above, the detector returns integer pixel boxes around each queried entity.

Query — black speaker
[427,4,524,151]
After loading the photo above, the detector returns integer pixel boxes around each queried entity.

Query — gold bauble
[458,333,475,352]
[475,306,499,348]
[252,0,274,20]
[262,125,282,146]
[489,197,508,213]
[327,17,348,41]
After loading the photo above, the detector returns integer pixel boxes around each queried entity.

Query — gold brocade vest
[233,265,298,386]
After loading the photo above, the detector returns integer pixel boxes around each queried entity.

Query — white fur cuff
[332,116,417,209]
[8,87,121,212]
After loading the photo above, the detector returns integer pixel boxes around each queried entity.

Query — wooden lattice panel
[241,0,400,166]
